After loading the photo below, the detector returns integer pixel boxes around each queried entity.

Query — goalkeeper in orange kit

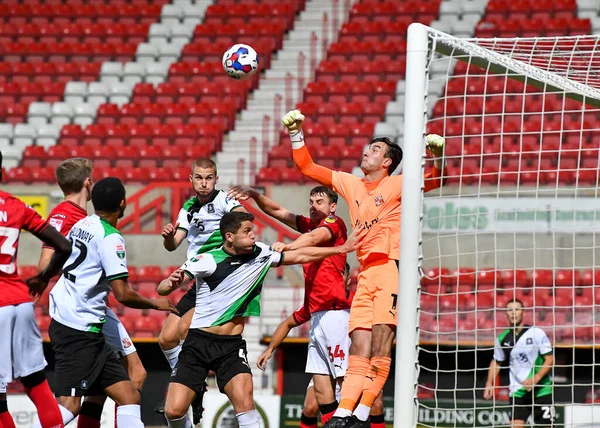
[281,110,447,428]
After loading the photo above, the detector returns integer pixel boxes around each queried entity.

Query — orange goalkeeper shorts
[348,258,399,333]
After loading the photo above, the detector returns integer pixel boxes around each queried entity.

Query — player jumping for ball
[281,110,447,427]
[157,211,363,428]
[156,158,244,421]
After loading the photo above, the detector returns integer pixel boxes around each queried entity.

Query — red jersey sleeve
[42,201,87,248]
[295,215,313,234]
[318,215,347,242]
[21,203,48,235]
[292,305,311,325]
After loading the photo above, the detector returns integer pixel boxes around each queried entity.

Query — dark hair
[220,211,255,237]
[309,186,338,204]
[370,136,403,175]
[191,157,217,175]
[344,263,351,277]
[506,298,524,309]
[92,177,126,213]
[56,158,93,195]
[0,150,3,181]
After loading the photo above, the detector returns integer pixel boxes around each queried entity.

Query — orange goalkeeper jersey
[293,145,446,265]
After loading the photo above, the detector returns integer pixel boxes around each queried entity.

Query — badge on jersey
[49,217,63,232]
[115,244,126,259]
[375,195,384,206]
[324,216,337,224]
[207,203,215,213]
[526,338,533,345]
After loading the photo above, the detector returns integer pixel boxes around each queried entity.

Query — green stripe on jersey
[196,230,224,255]
[211,263,270,326]
[183,196,197,211]
[100,217,122,238]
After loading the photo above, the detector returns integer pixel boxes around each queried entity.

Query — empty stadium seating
[2,0,303,182]
[257,0,442,183]
[429,0,594,186]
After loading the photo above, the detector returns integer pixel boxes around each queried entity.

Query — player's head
[505,298,525,327]
[308,186,338,224]
[91,177,126,219]
[55,158,93,200]
[220,211,256,253]
[190,158,218,200]
[360,137,403,176]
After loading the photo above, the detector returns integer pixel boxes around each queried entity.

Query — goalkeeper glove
[282,110,306,148]
[282,110,304,135]
[425,134,446,169]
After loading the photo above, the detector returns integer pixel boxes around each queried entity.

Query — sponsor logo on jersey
[190,255,203,263]
[375,195,384,206]
[49,217,63,232]
[122,337,132,348]
[115,244,125,259]
[324,216,337,224]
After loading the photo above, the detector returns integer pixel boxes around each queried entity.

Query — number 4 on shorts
[327,345,346,363]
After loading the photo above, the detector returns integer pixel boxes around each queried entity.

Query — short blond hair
[191,157,217,175]
[55,158,93,195]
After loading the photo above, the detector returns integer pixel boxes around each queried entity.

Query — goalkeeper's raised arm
[282,110,335,187]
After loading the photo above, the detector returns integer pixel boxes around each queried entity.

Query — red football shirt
[41,200,87,247]
[296,214,351,314]
[0,190,49,307]
[292,304,311,325]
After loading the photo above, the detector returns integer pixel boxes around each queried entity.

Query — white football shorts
[0,303,47,383]
[305,309,350,379]
[103,307,137,358]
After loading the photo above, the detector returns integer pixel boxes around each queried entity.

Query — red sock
[299,413,318,428]
[371,414,385,428]
[25,380,64,428]
[319,401,338,425]
[77,402,103,428]
[0,411,16,428]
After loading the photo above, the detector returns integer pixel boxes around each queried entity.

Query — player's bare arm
[257,315,302,371]
[281,227,363,265]
[228,185,297,230]
[37,247,55,274]
[284,227,333,251]
[157,269,192,296]
[162,222,187,251]
[112,278,177,313]
[28,227,72,295]
[483,359,502,400]
[521,354,553,392]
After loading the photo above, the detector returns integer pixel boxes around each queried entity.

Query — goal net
[396,23,600,427]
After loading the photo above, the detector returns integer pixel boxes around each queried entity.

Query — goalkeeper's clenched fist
[281,110,304,135]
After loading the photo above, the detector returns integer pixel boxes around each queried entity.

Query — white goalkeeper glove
[282,110,305,148]
[425,134,446,168]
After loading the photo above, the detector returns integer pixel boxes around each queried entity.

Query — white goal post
[396,23,600,427]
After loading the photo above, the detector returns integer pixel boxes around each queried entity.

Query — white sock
[163,343,182,370]
[167,414,192,428]
[236,410,260,428]
[116,404,143,428]
[353,404,371,422]
[333,407,353,418]
[31,404,75,428]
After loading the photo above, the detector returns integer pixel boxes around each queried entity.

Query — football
[222,44,259,80]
